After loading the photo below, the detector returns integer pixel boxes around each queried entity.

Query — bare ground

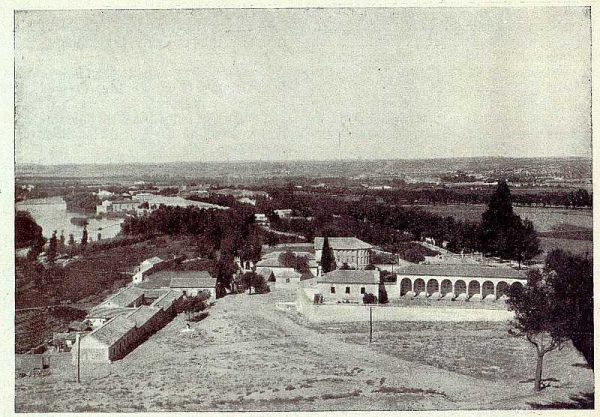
[15,288,593,412]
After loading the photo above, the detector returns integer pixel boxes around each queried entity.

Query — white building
[396,264,527,301]
[314,237,373,271]
[317,269,381,302]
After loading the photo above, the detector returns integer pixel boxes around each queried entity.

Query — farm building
[74,315,138,363]
[395,264,527,301]
[275,269,302,289]
[255,250,318,276]
[314,237,373,270]
[85,305,133,329]
[125,306,165,338]
[150,290,183,316]
[256,267,275,282]
[317,269,381,301]
[101,286,145,308]
[157,271,218,298]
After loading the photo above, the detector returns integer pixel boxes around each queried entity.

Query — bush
[363,293,377,304]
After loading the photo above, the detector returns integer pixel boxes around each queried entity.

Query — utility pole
[76,332,81,383]
[369,307,373,344]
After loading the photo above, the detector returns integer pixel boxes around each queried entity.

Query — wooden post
[76,332,81,383]
[369,307,373,344]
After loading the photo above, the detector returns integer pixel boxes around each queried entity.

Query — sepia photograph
[12,4,594,413]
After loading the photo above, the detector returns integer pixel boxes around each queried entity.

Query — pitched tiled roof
[88,315,136,346]
[125,306,161,327]
[276,269,302,279]
[166,271,217,288]
[104,287,145,307]
[255,267,274,279]
[87,306,134,319]
[396,264,527,279]
[317,270,380,284]
[314,237,373,250]
[151,290,183,310]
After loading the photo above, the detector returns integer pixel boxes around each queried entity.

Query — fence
[296,289,514,323]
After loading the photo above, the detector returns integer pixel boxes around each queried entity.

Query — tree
[68,233,75,246]
[58,230,66,252]
[278,251,297,268]
[81,226,88,252]
[508,218,541,268]
[47,230,58,263]
[15,210,44,249]
[507,269,569,391]
[97,233,102,241]
[320,236,336,274]
[240,271,269,294]
[378,282,389,304]
[480,179,540,264]
[544,250,593,369]
[178,293,209,319]
[363,293,377,304]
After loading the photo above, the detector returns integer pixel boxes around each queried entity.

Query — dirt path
[15,288,593,412]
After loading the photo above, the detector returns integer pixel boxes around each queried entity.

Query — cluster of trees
[260,180,541,265]
[480,180,540,266]
[238,271,270,294]
[508,250,593,391]
[63,192,101,213]
[15,211,44,250]
[277,251,310,273]
[176,292,209,320]
[121,205,264,297]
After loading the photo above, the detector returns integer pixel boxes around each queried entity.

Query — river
[16,197,124,241]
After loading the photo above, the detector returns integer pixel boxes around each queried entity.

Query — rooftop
[255,267,274,279]
[314,237,373,250]
[88,315,136,346]
[151,290,183,310]
[317,269,380,284]
[276,270,302,279]
[163,271,217,289]
[396,264,527,279]
[104,287,145,307]
[87,306,134,319]
[125,306,162,328]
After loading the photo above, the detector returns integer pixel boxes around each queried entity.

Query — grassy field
[15,289,593,412]
[415,204,592,233]
[416,204,592,257]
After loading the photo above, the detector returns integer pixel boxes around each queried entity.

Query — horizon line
[15,155,593,167]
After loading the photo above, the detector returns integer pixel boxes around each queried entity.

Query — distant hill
[15,157,592,185]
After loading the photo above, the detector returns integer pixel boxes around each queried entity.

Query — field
[416,204,592,257]
[16,236,202,310]
[15,289,593,412]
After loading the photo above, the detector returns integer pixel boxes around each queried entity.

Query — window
[286,278,290,283]
[360,287,366,294]
[345,287,351,294]
[330,287,336,294]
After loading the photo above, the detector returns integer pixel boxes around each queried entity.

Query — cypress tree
[320,236,336,274]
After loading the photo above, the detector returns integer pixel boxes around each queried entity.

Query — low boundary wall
[296,289,514,323]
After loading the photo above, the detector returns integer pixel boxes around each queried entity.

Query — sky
[15,7,592,164]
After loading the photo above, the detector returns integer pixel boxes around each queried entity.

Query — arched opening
[454,280,466,296]
[426,279,439,295]
[440,279,453,296]
[496,281,509,298]
[510,281,524,292]
[468,281,481,297]
[482,281,495,298]
[414,278,425,294]
[400,278,412,296]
